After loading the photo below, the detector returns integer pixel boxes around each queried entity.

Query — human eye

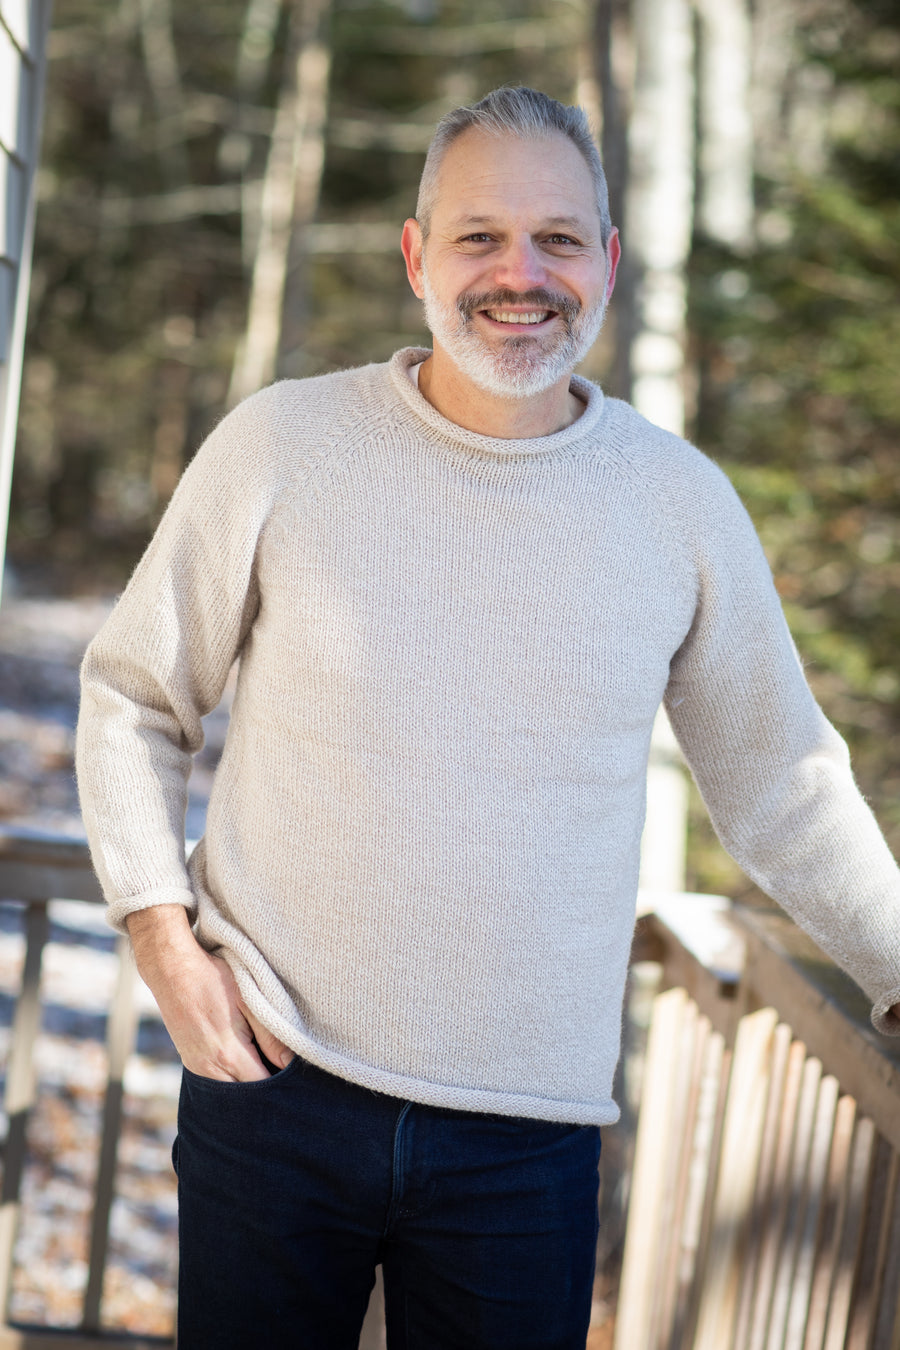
[544,233,581,248]
[459,232,495,245]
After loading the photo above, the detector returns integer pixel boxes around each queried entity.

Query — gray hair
[416,86,613,247]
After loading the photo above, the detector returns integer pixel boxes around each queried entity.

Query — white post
[626,0,695,891]
[640,706,688,894]
[694,0,754,251]
[625,0,694,439]
[0,0,53,605]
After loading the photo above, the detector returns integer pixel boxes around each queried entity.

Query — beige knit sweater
[76,347,900,1125]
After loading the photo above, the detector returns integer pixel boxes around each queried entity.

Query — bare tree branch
[219,0,284,176]
[137,0,190,187]
[751,0,797,180]
[228,0,332,405]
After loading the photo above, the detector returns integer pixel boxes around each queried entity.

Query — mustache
[456,288,581,323]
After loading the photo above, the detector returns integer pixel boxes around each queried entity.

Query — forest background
[6,0,900,895]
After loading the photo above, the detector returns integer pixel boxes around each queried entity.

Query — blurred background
[3,0,900,900]
[0,1,898,1340]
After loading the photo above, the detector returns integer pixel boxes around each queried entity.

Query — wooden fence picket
[614,987,691,1350]
[652,1000,705,1349]
[666,1027,727,1350]
[692,1007,779,1350]
[821,1116,877,1350]
[784,1074,839,1350]
[732,1020,794,1350]
[617,894,900,1350]
[869,1168,900,1350]
[767,1054,823,1346]
[801,1092,856,1350]
[745,1038,809,1350]
[844,1140,898,1350]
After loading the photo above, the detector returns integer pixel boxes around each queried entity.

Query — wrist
[126,903,200,987]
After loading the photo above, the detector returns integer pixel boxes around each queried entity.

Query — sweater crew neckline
[387,347,605,459]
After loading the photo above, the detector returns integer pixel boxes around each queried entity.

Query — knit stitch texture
[76,348,900,1125]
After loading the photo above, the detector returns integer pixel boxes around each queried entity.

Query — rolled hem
[106,889,197,935]
[871,990,900,1036]
[231,968,620,1127]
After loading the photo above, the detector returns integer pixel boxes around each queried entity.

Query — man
[76,87,900,1349]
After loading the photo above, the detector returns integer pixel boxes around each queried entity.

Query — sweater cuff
[870,991,900,1037]
[106,887,197,935]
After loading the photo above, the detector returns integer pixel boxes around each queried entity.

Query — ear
[604,227,621,302]
[401,218,426,299]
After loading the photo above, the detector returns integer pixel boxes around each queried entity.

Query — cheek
[431,253,493,292]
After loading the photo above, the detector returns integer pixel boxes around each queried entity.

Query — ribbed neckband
[387,347,606,460]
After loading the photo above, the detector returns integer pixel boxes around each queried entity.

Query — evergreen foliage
[11,0,578,586]
[8,0,899,872]
[689,0,900,869]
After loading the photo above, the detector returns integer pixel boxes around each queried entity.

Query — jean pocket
[182,1053,304,1092]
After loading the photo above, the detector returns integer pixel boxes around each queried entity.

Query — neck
[418,348,584,439]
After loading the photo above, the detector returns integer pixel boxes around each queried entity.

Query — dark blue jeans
[174,1055,601,1349]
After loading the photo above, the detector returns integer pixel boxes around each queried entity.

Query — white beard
[421,266,609,400]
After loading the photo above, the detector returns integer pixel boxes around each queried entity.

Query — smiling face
[402,128,619,405]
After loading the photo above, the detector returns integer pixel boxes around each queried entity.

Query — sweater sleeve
[75,392,283,931]
[663,462,900,1035]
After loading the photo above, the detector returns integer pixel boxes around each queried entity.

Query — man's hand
[126,905,294,1081]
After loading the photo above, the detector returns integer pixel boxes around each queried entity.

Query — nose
[491,235,549,293]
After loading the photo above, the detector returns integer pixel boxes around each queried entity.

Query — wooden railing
[616,894,900,1350]
[0,827,392,1348]
[2,827,899,1348]
[0,827,167,1350]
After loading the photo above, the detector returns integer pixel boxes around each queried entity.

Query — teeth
[486,310,550,325]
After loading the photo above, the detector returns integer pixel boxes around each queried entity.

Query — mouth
[452,289,577,339]
[480,308,557,330]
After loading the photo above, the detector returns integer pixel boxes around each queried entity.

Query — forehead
[430,128,600,229]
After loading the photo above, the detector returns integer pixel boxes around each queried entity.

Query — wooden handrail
[620,894,900,1350]
[0,827,163,1347]
[0,827,103,905]
[636,895,900,1153]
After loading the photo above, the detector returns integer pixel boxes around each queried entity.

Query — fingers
[239,1000,295,1071]
[196,955,285,1079]
[132,929,294,1083]
[181,1034,271,1083]
[153,952,274,1083]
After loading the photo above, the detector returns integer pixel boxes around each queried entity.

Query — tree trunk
[695,0,754,251]
[625,0,694,437]
[608,0,696,906]
[219,0,284,188]
[227,0,331,405]
[750,0,797,182]
[592,0,634,399]
[137,0,190,188]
